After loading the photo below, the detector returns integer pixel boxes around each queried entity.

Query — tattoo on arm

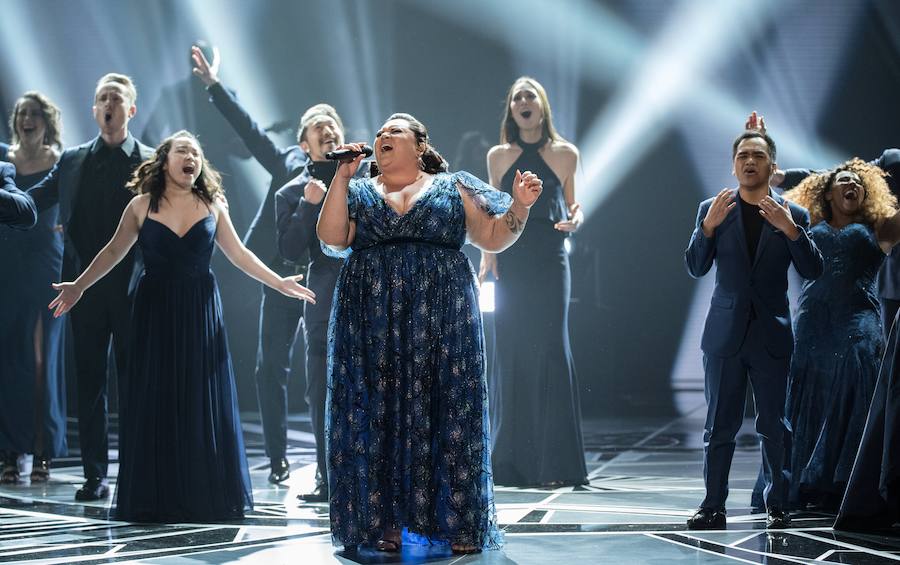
[504,210,524,234]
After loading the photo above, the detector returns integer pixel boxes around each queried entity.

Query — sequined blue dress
[752,222,885,510]
[326,171,507,549]
[113,213,252,522]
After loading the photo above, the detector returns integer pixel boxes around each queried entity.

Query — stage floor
[1,408,897,564]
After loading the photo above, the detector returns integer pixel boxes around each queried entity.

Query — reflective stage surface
[1,409,898,564]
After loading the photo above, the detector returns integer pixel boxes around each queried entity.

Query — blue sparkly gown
[752,222,885,510]
[0,146,67,461]
[326,171,507,549]
[113,213,252,522]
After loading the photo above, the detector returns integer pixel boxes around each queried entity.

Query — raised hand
[304,179,327,205]
[274,274,316,303]
[759,196,799,240]
[555,202,584,233]
[191,45,221,86]
[48,281,83,318]
[478,252,499,283]
[332,143,366,181]
[512,170,543,209]
[745,111,766,134]
[770,169,785,188]
[701,188,736,237]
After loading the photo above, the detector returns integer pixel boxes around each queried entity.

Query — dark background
[2,0,898,419]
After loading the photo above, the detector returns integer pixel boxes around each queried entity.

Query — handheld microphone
[325,146,373,161]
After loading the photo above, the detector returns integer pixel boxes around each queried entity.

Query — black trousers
[254,285,303,460]
[304,318,328,487]
[701,318,790,511]
[69,278,131,480]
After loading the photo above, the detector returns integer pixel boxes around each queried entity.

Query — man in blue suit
[685,130,824,529]
[0,163,36,227]
[28,74,154,501]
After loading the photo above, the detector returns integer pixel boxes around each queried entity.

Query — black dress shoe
[766,508,790,529]
[297,483,328,503]
[687,508,726,530]
[75,477,109,501]
[268,457,290,484]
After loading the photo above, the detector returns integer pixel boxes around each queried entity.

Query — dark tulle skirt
[113,270,252,522]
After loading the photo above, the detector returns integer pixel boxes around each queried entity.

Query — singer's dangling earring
[417,155,425,171]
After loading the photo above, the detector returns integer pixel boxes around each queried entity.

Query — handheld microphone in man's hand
[325,146,373,161]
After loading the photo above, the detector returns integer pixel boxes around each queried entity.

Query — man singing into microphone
[274,107,367,502]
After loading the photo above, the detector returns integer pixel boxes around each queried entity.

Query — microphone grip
[325,146,373,161]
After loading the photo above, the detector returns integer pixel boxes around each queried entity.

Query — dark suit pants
[701,319,790,511]
[70,279,131,480]
[304,319,328,488]
[254,285,303,460]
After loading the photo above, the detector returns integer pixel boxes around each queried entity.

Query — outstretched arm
[192,46,286,175]
[213,196,316,302]
[0,163,37,228]
[49,196,143,317]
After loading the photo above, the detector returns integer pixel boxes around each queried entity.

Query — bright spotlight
[479,281,495,313]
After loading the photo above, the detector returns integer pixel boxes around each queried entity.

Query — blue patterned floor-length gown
[752,222,885,510]
[0,144,67,462]
[326,171,507,549]
[113,212,252,522]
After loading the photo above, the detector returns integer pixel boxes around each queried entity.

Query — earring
[417,155,425,171]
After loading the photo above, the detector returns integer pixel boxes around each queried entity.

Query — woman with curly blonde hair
[774,158,900,512]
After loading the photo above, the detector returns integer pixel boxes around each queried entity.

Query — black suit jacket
[207,82,308,265]
[27,135,154,292]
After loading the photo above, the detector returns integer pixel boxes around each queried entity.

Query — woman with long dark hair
[49,131,315,522]
[481,77,588,487]
[0,92,66,484]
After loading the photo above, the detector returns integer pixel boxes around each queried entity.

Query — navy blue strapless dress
[752,222,884,510]
[0,157,67,460]
[326,172,506,549]
[113,214,252,522]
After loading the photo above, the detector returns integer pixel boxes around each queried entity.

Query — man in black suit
[28,74,154,500]
[192,47,312,484]
[275,105,368,501]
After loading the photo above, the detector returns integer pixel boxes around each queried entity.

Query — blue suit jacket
[685,189,824,358]
[27,135,155,291]
[0,162,37,228]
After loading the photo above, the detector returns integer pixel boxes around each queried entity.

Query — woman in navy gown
[480,77,587,487]
[49,131,315,522]
[753,159,900,512]
[318,114,543,554]
[0,92,66,483]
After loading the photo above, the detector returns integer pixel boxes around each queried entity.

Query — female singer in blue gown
[318,114,543,554]
[49,131,316,522]
[479,77,587,487]
[752,159,900,512]
[0,92,66,483]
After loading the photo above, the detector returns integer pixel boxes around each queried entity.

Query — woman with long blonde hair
[481,77,587,487]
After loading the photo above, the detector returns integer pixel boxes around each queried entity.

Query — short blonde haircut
[95,73,137,106]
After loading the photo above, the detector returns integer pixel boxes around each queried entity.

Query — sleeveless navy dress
[490,139,587,487]
[0,145,67,461]
[113,212,252,522]
[326,171,506,549]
